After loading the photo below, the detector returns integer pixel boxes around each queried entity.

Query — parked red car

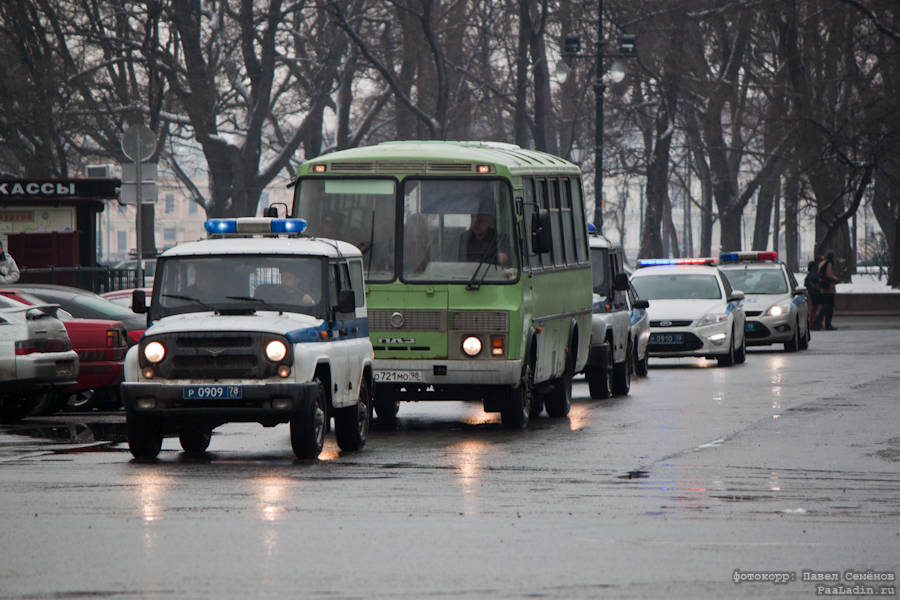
[0,289,128,413]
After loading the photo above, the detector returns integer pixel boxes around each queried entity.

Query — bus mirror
[531,211,551,254]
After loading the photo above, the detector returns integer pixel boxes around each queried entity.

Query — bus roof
[296,140,581,178]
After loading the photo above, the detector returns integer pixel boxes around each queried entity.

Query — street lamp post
[560,6,636,235]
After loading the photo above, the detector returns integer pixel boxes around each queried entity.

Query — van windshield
[152,255,326,319]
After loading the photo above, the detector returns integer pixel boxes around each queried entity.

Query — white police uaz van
[121,217,374,460]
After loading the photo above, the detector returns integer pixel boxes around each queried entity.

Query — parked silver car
[0,296,79,423]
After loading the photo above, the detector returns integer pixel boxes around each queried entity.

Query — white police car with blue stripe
[121,217,374,459]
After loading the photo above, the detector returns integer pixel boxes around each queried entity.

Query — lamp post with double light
[558,8,636,234]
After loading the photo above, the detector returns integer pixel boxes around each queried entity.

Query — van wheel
[179,428,212,454]
[611,341,631,396]
[501,363,533,429]
[586,345,611,399]
[335,380,371,452]
[128,416,163,460]
[634,344,649,377]
[291,379,326,459]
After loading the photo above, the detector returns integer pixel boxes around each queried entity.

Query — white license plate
[374,370,423,383]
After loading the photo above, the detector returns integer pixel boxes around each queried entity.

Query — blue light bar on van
[587,222,597,234]
[204,218,307,235]
[638,257,717,267]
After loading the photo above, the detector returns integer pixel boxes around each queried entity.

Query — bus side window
[524,178,542,269]
[547,179,564,266]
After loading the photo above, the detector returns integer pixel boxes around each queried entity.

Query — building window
[189,200,199,214]
[163,228,176,242]
[165,193,175,214]
[117,230,127,252]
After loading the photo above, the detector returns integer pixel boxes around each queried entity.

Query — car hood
[741,293,789,311]
[646,299,726,322]
[144,311,324,338]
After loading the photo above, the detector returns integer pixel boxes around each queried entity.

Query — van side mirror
[131,289,147,314]
[335,289,355,314]
[531,211,551,254]
[614,272,630,291]
[633,298,649,309]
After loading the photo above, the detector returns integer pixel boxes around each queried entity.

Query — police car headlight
[696,313,728,327]
[462,336,483,357]
[765,303,790,317]
[265,340,287,362]
[143,341,166,363]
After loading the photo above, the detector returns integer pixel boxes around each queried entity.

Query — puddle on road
[6,420,127,447]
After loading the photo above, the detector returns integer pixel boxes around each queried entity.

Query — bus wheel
[546,347,574,417]
[586,345,611,399]
[374,391,400,423]
[501,363,533,429]
[291,379,326,459]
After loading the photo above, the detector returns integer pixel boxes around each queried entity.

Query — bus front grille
[451,311,508,332]
[369,310,446,331]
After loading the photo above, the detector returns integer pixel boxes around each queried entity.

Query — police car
[121,217,374,460]
[585,225,649,398]
[718,251,810,352]
[630,258,747,367]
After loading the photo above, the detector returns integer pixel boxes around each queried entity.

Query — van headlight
[265,340,287,362]
[143,341,166,363]
[462,336,483,357]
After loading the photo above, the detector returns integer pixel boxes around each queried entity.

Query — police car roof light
[719,251,778,262]
[204,217,308,236]
[638,257,717,267]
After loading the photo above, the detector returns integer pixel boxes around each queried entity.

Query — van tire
[586,345,611,399]
[335,380,371,452]
[179,428,212,454]
[291,379,326,459]
[611,340,631,396]
[128,416,163,460]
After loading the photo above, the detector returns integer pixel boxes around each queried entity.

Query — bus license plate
[650,333,683,345]
[374,370,423,383]
[182,385,243,400]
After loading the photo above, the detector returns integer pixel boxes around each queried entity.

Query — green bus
[292,141,592,428]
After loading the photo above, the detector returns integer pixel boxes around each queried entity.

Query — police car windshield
[631,274,722,300]
[153,255,325,319]
[720,267,788,294]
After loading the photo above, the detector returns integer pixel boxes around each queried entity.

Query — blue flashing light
[587,222,597,234]
[638,257,717,267]
[205,219,237,234]
[270,218,307,234]
[719,252,740,262]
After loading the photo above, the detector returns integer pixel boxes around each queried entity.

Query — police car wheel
[785,320,800,352]
[799,323,810,350]
[335,380,370,452]
[179,428,212,454]
[717,330,736,367]
[291,379,326,459]
[735,332,747,364]
[501,363,533,429]
[128,416,163,460]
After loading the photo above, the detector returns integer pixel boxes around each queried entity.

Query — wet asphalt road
[1,315,898,599]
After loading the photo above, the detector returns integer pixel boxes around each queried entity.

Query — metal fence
[18,267,143,294]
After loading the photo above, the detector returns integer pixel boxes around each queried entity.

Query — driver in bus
[458,213,508,265]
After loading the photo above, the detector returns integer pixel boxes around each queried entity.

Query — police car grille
[152,332,275,379]
[745,322,771,339]
[745,311,763,317]
[369,310,445,331]
[650,320,693,327]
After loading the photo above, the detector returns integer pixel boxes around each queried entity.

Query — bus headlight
[462,336,483,357]
[265,340,287,362]
[143,341,166,363]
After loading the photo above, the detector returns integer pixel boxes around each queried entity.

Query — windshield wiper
[225,295,277,310]
[466,245,498,291]
[161,293,214,311]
